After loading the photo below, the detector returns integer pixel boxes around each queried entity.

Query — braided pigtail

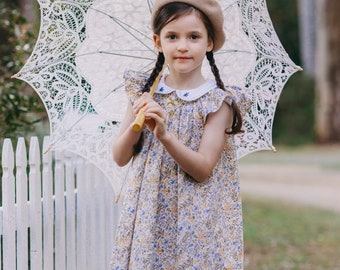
[133,52,165,155]
[206,51,243,134]
[142,52,165,93]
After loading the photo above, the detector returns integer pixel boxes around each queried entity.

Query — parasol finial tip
[297,65,303,71]
[11,73,20,79]
[271,145,277,152]
[115,194,121,203]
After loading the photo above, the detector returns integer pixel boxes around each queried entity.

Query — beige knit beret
[151,0,226,52]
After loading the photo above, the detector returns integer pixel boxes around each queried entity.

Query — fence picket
[76,156,87,270]
[95,169,106,270]
[54,150,66,270]
[16,138,29,270]
[65,151,76,270]
[2,139,16,270]
[29,137,43,270]
[42,137,54,270]
[86,163,96,270]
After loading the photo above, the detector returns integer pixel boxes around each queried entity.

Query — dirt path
[238,144,340,213]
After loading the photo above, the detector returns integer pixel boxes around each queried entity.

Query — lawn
[243,197,340,270]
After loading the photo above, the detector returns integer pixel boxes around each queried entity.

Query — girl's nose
[177,39,188,52]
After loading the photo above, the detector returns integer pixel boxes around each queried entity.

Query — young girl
[111,0,249,269]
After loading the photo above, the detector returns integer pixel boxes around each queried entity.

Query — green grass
[243,197,340,269]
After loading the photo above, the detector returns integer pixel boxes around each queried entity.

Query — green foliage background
[0,1,45,142]
[0,0,315,145]
[267,0,315,145]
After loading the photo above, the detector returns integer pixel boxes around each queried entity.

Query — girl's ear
[153,34,163,52]
[207,38,214,52]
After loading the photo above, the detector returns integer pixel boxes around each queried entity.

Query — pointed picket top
[16,138,27,167]
[42,135,54,270]
[2,139,16,270]
[15,139,29,270]
[2,138,14,169]
[29,136,40,166]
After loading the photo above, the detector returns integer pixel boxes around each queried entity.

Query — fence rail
[0,136,120,270]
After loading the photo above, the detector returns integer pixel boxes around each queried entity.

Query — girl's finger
[134,101,145,111]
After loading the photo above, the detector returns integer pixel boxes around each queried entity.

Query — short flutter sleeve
[224,85,251,118]
[199,88,230,122]
[123,69,149,104]
[200,86,251,122]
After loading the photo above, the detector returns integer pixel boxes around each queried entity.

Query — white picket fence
[0,136,121,270]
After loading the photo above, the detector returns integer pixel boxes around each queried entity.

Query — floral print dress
[111,70,249,270]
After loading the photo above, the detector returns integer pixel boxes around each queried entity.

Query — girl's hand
[133,93,168,139]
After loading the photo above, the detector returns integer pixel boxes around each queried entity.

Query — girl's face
[153,12,213,78]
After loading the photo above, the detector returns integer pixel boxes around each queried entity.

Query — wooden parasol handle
[132,68,164,132]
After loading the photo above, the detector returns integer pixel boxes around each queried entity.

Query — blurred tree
[0,1,46,140]
[298,0,316,75]
[266,0,301,65]
[315,0,340,142]
[18,0,39,27]
[267,0,315,145]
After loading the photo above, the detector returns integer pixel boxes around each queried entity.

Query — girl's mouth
[176,57,191,60]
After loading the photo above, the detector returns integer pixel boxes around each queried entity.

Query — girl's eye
[167,34,177,40]
[190,35,199,40]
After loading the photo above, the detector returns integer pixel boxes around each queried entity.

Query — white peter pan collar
[155,76,217,101]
